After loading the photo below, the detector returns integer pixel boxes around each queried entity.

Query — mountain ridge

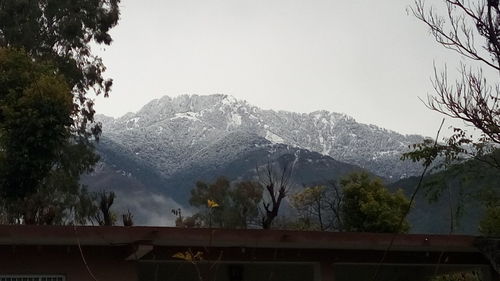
[96,94,424,180]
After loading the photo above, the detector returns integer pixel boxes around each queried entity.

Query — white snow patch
[221,95,237,106]
[125,117,140,130]
[229,113,242,127]
[371,150,398,160]
[171,112,200,122]
[265,131,284,143]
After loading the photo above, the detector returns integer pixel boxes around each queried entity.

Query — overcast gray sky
[93,0,480,137]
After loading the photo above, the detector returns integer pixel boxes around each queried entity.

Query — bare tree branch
[257,161,293,229]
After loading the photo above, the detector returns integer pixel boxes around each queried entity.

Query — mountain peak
[97,94,424,179]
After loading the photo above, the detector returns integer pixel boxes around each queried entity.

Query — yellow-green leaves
[172,250,204,262]
[207,199,219,208]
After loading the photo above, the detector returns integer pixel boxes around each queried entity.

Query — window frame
[0,275,66,281]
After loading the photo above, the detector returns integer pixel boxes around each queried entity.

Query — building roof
[0,225,481,252]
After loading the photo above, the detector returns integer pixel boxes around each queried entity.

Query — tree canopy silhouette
[0,1,120,134]
[0,0,121,224]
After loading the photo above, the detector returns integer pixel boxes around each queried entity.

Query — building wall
[0,246,137,281]
[138,261,317,281]
[333,264,494,281]
[0,245,494,281]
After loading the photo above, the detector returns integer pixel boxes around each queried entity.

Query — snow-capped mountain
[98,94,424,180]
[85,94,494,232]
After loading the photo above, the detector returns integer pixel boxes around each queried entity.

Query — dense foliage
[0,48,101,223]
[0,0,121,224]
[394,152,500,234]
[340,172,410,233]
[0,48,73,198]
[290,184,343,231]
[0,0,120,133]
[180,177,263,229]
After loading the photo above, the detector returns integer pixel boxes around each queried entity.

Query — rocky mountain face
[97,94,424,181]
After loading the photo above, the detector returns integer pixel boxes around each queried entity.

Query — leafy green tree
[73,187,101,225]
[291,184,344,231]
[187,177,263,229]
[231,180,265,228]
[477,186,500,236]
[0,0,120,136]
[0,48,73,198]
[0,0,121,223]
[479,206,500,236]
[0,48,101,224]
[341,172,411,233]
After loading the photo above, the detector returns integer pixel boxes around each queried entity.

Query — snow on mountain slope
[97,94,424,180]
[86,132,366,211]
